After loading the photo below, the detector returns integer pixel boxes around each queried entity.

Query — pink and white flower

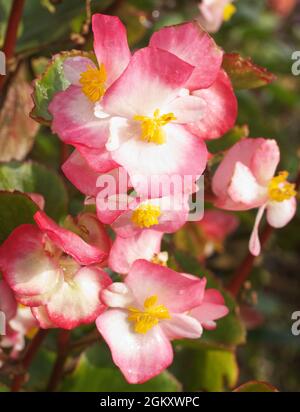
[0,279,17,323]
[190,288,229,330]
[108,230,167,275]
[52,45,208,196]
[99,46,208,196]
[49,13,131,171]
[0,280,38,360]
[0,211,112,330]
[149,21,237,140]
[197,0,237,33]
[1,307,38,360]
[96,191,190,238]
[51,19,237,197]
[198,209,239,256]
[26,193,45,210]
[199,210,239,244]
[62,153,131,206]
[212,138,297,255]
[96,259,228,383]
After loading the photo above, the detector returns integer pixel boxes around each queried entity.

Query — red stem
[46,330,70,392]
[0,0,25,90]
[11,329,48,392]
[227,169,300,297]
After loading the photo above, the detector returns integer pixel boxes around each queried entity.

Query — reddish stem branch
[11,329,48,392]
[227,168,300,297]
[0,0,25,90]
[46,330,70,392]
[69,328,100,352]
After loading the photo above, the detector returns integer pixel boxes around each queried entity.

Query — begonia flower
[99,47,208,196]
[62,152,131,204]
[26,193,45,210]
[50,18,237,198]
[51,45,208,196]
[197,0,237,33]
[212,138,297,255]
[0,211,112,330]
[198,209,239,255]
[0,279,17,323]
[49,14,131,172]
[149,20,237,140]
[0,280,38,360]
[1,306,38,359]
[108,230,167,275]
[96,259,228,383]
[96,191,190,238]
[190,288,229,330]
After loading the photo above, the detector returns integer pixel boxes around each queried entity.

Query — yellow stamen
[151,251,168,266]
[17,304,38,339]
[26,327,38,340]
[268,171,297,202]
[79,64,107,102]
[59,256,80,284]
[223,3,236,22]
[128,295,170,334]
[131,204,161,228]
[134,109,176,145]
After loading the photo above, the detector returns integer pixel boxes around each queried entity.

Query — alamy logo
[0,51,6,75]
[96,170,205,222]
[291,311,300,336]
[291,51,300,76]
[0,310,6,335]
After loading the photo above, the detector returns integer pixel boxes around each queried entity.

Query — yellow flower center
[18,305,38,339]
[79,64,107,102]
[128,295,170,334]
[268,171,297,202]
[131,204,161,228]
[133,109,176,145]
[151,252,168,266]
[26,327,38,339]
[223,3,237,22]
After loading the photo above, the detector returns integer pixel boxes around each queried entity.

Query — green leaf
[0,161,68,220]
[0,0,113,53]
[0,191,38,244]
[30,52,71,124]
[31,50,96,124]
[234,381,278,392]
[61,343,181,392]
[30,131,62,171]
[0,384,9,392]
[206,125,249,154]
[172,345,238,392]
[223,53,276,89]
[25,348,56,391]
[117,3,148,46]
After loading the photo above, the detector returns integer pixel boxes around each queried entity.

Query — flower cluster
[0,13,297,384]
